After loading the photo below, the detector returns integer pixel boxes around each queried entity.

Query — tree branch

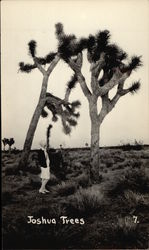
[98,94,111,123]
[90,52,105,77]
[33,54,60,76]
[68,53,82,73]
[33,58,46,75]
[97,68,129,96]
[109,80,141,110]
[47,55,60,75]
[68,53,92,100]
[64,88,71,103]
[64,74,78,102]
[90,53,105,95]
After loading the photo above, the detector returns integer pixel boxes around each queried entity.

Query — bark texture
[90,119,100,182]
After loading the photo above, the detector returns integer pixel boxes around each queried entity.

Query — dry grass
[51,181,77,196]
[67,185,104,216]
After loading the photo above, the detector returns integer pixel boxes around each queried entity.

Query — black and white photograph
[1,0,149,249]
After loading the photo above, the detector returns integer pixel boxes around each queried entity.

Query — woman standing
[38,141,50,194]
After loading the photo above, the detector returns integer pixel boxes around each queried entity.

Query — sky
[1,0,149,149]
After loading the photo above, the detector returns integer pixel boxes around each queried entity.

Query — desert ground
[2,145,149,249]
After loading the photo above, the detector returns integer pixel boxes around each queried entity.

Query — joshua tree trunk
[19,75,49,169]
[90,119,100,181]
[89,97,101,182]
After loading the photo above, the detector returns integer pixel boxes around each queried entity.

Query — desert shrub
[114,163,124,170]
[27,163,40,174]
[123,190,147,208]
[52,181,77,196]
[111,167,115,171]
[106,162,113,168]
[4,159,15,164]
[81,160,90,165]
[5,164,19,175]
[114,158,142,171]
[66,170,83,179]
[47,173,59,185]
[120,140,144,151]
[72,161,83,170]
[50,203,67,218]
[68,186,104,216]
[108,167,149,196]
[112,155,124,162]
[65,164,72,173]
[75,172,90,188]
[100,157,115,165]
[30,174,41,188]
[140,150,149,159]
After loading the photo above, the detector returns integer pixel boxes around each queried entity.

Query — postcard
[2,0,149,249]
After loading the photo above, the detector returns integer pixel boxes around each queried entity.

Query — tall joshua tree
[19,38,80,170]
[55,23,142,182]
[19,41,60,169]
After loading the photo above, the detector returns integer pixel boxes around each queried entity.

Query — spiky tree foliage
[2,138,9,151]
[55,22,142,182]
[42,92,81,135]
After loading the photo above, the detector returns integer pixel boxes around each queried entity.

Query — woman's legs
[43,179,49,192]
[39,178,49,193]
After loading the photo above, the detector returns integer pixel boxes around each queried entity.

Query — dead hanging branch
[41,92,81,135]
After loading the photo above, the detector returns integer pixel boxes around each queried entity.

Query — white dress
[40,150,50,180]
[40,166,50,179]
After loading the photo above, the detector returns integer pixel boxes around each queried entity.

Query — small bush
[52,181,77,196]
[123,190,146,208]
[108,167,149,196]
[30,174,41,188]
[5,164,19,175]
[75,173,89,188]
[27,163,40,174]
[72,162,83,170]
[48,173,59,185]
[120,140,144,151]
[68,186,104,216]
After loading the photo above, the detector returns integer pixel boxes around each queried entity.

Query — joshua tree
[18,41,60,169]
[2,138,8,151]
[19,39,80,170]
[7,138,15,153]
[55,23,142,182]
